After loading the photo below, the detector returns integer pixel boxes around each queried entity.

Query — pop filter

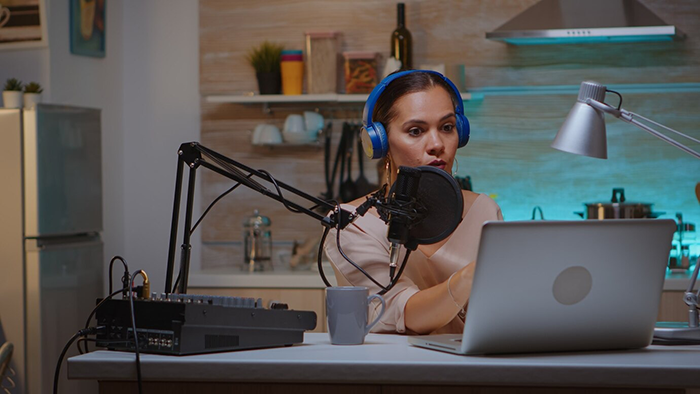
[388,166,464,245]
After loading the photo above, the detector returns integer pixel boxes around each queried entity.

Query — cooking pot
[575,188,663,220]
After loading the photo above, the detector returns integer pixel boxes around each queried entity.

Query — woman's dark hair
[372,71,460,128]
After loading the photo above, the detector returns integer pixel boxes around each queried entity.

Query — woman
[324,70,502,335]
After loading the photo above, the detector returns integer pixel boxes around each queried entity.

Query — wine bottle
[390,3,413,70]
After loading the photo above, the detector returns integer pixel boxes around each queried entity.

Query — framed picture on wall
[0,0,48,50]
[70,0,106,57]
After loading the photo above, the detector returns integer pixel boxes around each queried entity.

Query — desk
[68,333,700,394]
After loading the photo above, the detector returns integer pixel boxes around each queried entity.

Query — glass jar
[242,209,272,272]
[304,31,339,94]
[343,51,379,94]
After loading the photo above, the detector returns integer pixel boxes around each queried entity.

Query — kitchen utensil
[531,206,545,220]
[242,209,273,272]
[669,212,696,271]
[319,122,336,202]
[575,188,662,219]
[339,123,358,202]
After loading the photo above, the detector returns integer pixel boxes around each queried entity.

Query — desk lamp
[551,81,700,343]
[552,81,700,160]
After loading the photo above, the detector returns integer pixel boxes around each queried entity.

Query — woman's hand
[404,261,476,334]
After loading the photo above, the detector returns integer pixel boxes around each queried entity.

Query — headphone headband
[360,70,470,159]
[363,70,465,127]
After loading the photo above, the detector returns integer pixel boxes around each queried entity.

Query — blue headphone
[360,70,470,159]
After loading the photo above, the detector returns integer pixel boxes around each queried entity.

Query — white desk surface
[68,333,700,388]
[188,267,697,291]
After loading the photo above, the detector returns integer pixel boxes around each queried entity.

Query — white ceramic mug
[252,124,282,145]
[284,114,305,134]
[326,286,385,345]
[0,5,11,28]
[303,111,324,134]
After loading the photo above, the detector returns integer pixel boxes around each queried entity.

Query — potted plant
[3,78,24,108]
[246,41,284,95]
[23,82,43,109]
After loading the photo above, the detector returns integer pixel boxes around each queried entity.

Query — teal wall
[456,87,700,257]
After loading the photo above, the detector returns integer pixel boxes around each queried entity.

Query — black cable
[318,227,333,287]
[80,287,129,353]
[378,250,410,296]
[335,222,388,290]
[129,272,144,394]
[172,272,181,294]
[190,174,254,235]
[77,338,134,354]
[605,89,623,110]
[198,148,267,193]
[108,256,129,295]
[258,169,302,213]
[54,327,100,394]
[330,200,410,294]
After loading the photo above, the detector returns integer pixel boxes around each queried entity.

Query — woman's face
[386,86,459,182]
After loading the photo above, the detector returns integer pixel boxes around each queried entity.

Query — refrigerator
[0,104,103,394]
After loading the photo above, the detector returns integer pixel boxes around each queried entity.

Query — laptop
[408,219,676,355]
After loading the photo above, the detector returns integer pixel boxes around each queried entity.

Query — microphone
[386,167,422,279]
[349,165,463,285]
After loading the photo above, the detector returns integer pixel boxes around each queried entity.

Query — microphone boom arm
[165,142,354,294]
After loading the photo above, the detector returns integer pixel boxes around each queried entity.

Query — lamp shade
[551,81,609,159]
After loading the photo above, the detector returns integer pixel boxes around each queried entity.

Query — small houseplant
[3,78,24,108]
[23,82,44,109]
[246,41,284,95]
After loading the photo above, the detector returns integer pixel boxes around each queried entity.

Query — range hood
[486,0,684,45]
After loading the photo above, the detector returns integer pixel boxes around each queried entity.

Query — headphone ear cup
[360,122,389,159]
[455,113,470,148]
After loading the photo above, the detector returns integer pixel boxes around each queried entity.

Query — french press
[242,209,273,272]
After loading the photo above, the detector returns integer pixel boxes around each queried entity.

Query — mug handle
[364,294,386,335]
[0,8,10,28]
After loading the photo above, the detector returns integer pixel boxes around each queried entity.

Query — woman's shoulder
[462,190,503,220]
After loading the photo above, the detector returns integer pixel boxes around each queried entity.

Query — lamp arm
[585,99,700,159]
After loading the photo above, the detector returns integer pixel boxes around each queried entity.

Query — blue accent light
[502,35,675,45]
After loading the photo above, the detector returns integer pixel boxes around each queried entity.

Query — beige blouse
[324,193,503,335]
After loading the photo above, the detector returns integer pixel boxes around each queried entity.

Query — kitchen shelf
[203,83,700,111]
[205,92,473,104]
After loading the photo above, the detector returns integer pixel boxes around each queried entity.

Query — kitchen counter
[189,263,337,288]
[189,265,697,291]
[68,333,700,392]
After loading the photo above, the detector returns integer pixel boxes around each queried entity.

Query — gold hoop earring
[452,157,459,177]
[385,158,391,186]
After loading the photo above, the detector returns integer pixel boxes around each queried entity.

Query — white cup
[252,124,282,145]
[326,286,385,345]
[284,114,305,134]
[303,111,324,134]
